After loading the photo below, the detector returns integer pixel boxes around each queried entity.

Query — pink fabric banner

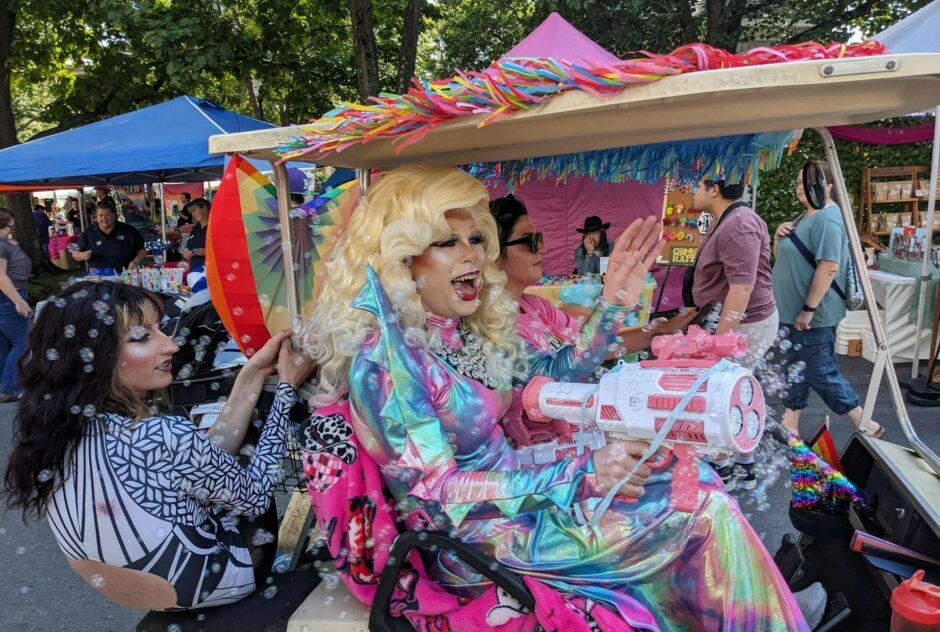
[487,176,664,275]
[827,122,935,145]
[163,182,205,213]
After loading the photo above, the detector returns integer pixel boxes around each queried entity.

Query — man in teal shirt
[772,161,884,439]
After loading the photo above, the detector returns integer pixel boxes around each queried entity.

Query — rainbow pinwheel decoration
[296,177,360,312]
[206,155,359,353]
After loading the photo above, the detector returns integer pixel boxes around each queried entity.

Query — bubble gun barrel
[522,328,765,512]
[651,325,747,361]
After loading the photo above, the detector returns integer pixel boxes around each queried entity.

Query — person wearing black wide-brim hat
[573,215,611,274]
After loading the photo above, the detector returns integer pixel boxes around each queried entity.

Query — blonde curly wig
[301,165,524,403]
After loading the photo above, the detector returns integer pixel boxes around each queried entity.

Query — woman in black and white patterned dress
[3,281,314,609]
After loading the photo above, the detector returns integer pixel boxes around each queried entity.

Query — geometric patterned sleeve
[168,383,297,515]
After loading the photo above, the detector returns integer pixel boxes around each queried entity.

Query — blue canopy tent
[0,95,283,186]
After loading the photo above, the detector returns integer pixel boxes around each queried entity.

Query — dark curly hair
[3,281,164,522]
[488,194,529,254]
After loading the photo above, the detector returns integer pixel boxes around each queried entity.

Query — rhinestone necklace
[432,320,498,389]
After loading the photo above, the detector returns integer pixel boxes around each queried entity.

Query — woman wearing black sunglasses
[489,194,661,447]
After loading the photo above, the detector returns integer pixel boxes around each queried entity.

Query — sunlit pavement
[1,355,937,631]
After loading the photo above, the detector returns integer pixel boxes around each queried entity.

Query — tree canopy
[5,0,931,144]
[0,0,930,262]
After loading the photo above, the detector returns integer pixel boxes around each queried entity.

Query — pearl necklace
[432,320,498,389]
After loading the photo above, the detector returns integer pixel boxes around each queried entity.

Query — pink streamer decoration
[827,121,935,145]
[276,40,887,162]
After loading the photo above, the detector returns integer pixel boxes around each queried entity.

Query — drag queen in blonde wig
[299,165,807,631]
[303,165,521,403]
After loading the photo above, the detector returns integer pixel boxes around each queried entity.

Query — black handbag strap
[786,230,847,300]
[691,201,750,264]
[683,201,750,307]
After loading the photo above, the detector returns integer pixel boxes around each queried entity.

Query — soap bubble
[45,349,59,361]
[38,469,53,483]
[64,325,76,338]
[79,348,95,363]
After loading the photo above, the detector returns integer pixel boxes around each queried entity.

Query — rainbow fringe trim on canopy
[789,436,865,514]
[468,130,795,188]
[275,40,885,162]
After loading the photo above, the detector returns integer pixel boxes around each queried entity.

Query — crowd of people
[0,162,874,628]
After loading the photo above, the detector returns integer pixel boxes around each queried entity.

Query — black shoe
[713,462,736,492]
[734,463,757,490]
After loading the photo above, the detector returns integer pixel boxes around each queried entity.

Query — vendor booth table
[837,257,940,362]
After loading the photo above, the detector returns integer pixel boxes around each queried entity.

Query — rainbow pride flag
[116,185,147,208]
[806,416,844,473]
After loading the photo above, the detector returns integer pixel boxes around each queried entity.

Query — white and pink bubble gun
[522,326,765,517]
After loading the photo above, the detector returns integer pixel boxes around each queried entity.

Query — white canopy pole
[911,106,940,378]
[157,183,167,245]
[817,126,940,476]
[272,162,300,327]
[78,189,86,232]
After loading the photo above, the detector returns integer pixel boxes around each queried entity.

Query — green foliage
[755,118,935,236]
[418,0,536,77]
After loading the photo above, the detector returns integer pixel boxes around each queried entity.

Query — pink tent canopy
[501,12,620,65]
[487,13,665,277]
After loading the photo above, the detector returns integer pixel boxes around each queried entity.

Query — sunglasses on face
[504,231,543,254]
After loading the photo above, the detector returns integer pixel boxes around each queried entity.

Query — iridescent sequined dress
[348,270,806,631]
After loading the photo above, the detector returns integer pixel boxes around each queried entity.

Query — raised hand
[602,216,663,307]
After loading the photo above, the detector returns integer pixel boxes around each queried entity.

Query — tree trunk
[0,2,38,263]
[397,0,423,94]
[244,72,264,120]
[705,0,750,50]
[347,0,380,101]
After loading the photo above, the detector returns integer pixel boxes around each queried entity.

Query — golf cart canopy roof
[209,53,940,168]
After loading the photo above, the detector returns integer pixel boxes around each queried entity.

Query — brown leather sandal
[860,421,886,439]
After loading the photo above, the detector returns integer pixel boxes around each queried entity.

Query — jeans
[780,325,860,415]
[0,289,29,396]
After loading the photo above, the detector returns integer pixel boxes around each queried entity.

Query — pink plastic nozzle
[651,325,747,361]
[522,376,553,422]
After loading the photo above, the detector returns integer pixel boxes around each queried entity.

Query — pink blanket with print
[300,398,638,632]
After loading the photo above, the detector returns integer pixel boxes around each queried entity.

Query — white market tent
[875,2,940,378]
[210,54,940,489]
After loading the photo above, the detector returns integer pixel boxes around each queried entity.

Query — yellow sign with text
[669,246,698,264]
